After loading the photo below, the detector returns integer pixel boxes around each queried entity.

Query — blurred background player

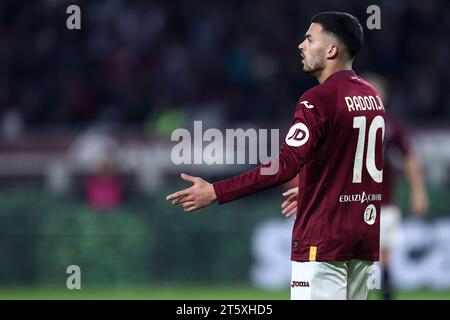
[363,73,428,300]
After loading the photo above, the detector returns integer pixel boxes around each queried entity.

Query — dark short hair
[311,11,364,59]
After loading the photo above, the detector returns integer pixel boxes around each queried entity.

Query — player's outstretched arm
[166,173,217,213]
[281,187,298,218]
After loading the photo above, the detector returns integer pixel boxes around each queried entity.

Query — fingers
[167,189,197,212]
[281,187,298,217]
[166,188,190,201]
[167,173,198,206]
[166,174,211,214]
[169,194,198,212]
[179,201,195,209]
[184,205,198,213]
[181,173,198,183]
[282,201,297,216]
[172,195,194,205]
[281,199,291,209]
[284,208,297,218]
[281,194,297,209]
[171,196,198,212]
[282,187,298,197]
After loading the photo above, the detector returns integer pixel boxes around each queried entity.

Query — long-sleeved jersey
[213,70,385,262]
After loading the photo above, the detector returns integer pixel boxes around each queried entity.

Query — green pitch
[0,285,449,300]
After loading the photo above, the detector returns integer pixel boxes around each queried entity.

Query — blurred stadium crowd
[0,0,449,135]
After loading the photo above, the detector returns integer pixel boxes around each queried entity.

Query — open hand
[281,187,298,218]
[166,173,217,213]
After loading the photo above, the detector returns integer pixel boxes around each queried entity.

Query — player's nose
[298,41,306,52]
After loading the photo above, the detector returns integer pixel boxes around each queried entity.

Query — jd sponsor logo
[285,122,309,147]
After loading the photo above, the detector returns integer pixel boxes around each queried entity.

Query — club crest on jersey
[364,204,377,225]
[286,122,309,147]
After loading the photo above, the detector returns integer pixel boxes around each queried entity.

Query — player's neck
[316,62,353,84]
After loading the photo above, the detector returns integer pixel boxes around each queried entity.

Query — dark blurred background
[0,0,449,299]
[1,0,449,129]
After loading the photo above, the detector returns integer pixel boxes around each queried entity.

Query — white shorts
[291,260,374,300]
[380,205,401,250]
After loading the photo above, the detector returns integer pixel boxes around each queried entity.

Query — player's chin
[303,65,321,74]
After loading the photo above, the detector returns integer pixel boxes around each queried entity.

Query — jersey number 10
[352,115,385,183]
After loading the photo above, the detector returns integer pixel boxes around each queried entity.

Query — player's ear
[326,44,339,60]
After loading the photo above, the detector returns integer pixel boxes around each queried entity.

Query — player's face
[298,23,329,73]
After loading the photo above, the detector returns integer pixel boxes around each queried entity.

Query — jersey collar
[323,70,356,83]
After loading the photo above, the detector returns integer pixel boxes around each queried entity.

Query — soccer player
[167,12,385,300]
[364,73,428,300]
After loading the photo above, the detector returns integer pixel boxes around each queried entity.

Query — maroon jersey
[213,70,385,262]
[382,114,411,205]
